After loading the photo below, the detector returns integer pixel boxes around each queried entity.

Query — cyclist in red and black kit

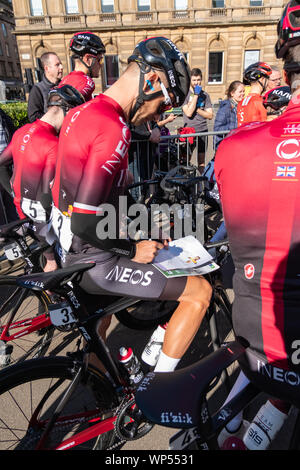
[0,85,85,272]
[237,62,272,126]
[59,32,105,101]
[51,37,212,374]
[215,0,300,449]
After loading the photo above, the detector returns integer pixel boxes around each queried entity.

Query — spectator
[27,52,63,123]
[59,32,106,102]
[237,61,272,126]
[264,64,282,93]
[156,112,177,129]
[0,108,17,224]
[182,67,213,171]
[213,80,245,149]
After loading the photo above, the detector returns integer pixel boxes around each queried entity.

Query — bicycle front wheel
[0,356,119,450]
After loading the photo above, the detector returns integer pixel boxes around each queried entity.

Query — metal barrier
[129,129,230,186]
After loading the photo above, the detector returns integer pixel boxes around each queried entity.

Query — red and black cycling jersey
[0,120,57,221]
[51,93,134,256]
[237,93,267,126]
[59,71,95,102]
[215,95,300,372]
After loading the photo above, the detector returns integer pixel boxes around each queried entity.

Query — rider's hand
[132,240,164,264]
[194,85,202,95]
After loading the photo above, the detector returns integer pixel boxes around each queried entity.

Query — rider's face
[131,77,174,126]
[86,54,104,78]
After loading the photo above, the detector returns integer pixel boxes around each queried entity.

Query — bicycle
[135,337,300,451]
[121,167,228,333]
[0,238,232,450]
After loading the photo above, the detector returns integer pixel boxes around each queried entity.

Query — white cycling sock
[223,371,250,432]
[154,351,180,372]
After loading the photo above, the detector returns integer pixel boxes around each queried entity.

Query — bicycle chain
[114,396,153,442]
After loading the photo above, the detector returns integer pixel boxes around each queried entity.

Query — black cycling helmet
[127,36,190,118]
[263,85,292,112]
[70,32,106,57]
[275,1,300,59]
[243,62,273,85]
[47,85,85,115]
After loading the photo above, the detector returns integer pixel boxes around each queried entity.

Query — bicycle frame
[28,280,139,450]
[169,381,261,450]
[0,286,51,342]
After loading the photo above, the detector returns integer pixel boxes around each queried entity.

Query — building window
[212,0,225,7]
[175,0,187,9]
[0,43,3,56]
[244,49,260,69]
[29,0,43,16]
[5,44,10,57]
[101,0,114,13]
[208,51,223,83]
[65,0,79,14]
[104,55,119,87]
[1,24,7,37]
[250,0,263,6]
[138,0,150,11]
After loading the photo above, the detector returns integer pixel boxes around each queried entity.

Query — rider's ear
[146,79,154,91]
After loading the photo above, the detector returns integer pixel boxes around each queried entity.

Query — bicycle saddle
[0,217,31,238]
[165,175,207,189]
[16,262,96,292]
[135,340,247,429]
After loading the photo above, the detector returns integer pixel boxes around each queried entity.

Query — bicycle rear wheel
[115,300,178,330]
[0,281,79,367]
[0,356,118,450]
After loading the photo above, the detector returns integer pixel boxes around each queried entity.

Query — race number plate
[49,303,76,327]
[4,242,23,260]
[51,205,73,252]
[21,198,47,223]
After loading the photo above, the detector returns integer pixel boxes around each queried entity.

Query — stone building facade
[12,0,288,103]
[0,0,22,99]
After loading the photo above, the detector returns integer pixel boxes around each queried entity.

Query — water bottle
[243,400,289,450]
[141,323,167,367]
[118,347,144,385]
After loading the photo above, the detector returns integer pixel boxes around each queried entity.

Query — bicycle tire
[0,355,118,450]
[115,300,178,330]
[0,280,79,367]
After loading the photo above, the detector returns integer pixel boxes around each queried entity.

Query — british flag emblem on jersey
[276,166,297,177]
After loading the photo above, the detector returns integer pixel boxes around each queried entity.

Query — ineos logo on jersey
[276,139,300,160]
[105,266,153,286]
[244,263,255,280]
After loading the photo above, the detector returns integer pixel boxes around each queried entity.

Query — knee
[181,276,212,311]
[196,277,212,307]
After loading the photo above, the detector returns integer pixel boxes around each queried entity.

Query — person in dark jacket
[213,80,245,149]
[27,52,63,122]
[0,108,17,224]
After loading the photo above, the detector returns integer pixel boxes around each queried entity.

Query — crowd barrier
[0,130,230,225]
[129,129,230,188]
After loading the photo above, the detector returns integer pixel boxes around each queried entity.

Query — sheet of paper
[152,236,219,278]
